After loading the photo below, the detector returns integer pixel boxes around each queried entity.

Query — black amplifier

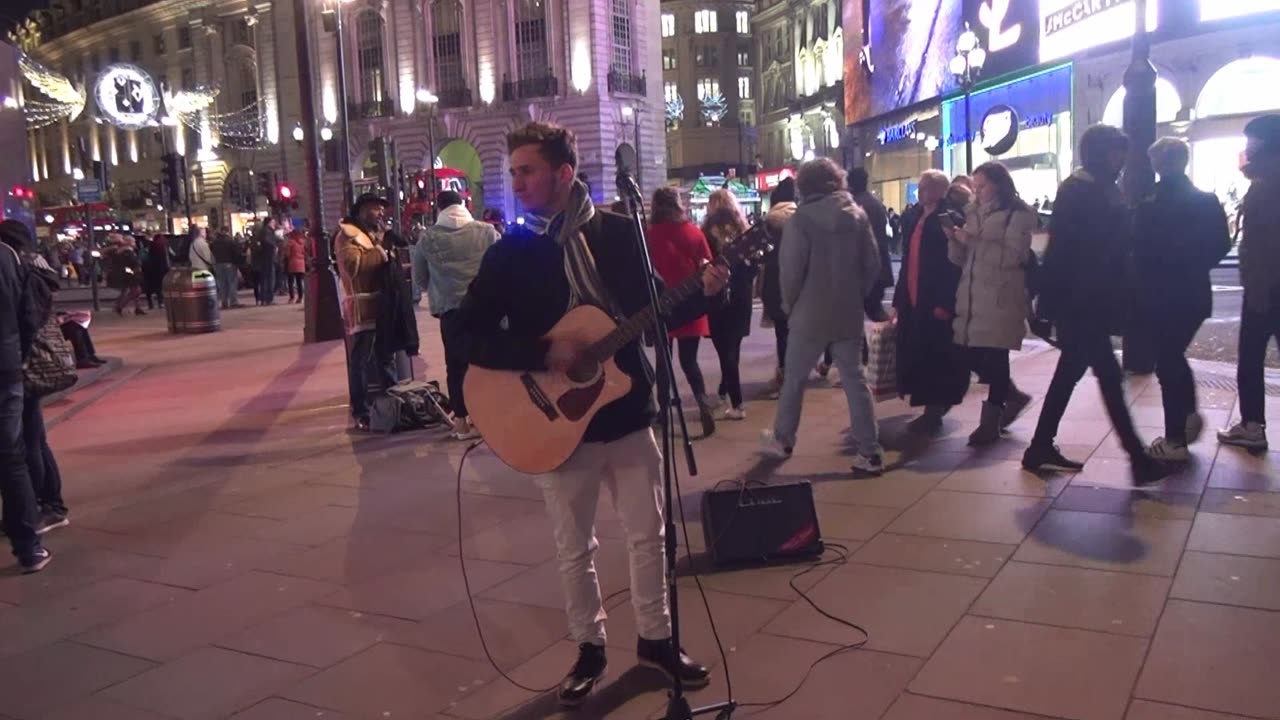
[701,481,824,568]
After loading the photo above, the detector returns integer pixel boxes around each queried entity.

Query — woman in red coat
[283,229,307,303]
[646,187,717,436]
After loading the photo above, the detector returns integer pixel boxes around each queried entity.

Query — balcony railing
[607,69,647,96]
[347,98,395,120]
[502,74,559,102]
[437,87,474,109]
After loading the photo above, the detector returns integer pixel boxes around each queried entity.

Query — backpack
[368,380,452,433]
[24,313,76,397]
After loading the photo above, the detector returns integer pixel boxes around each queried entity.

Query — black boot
[636,637,710,689]
[968,402,1003,446]
[1001,386,1032,429]
[695,395,716,438]
[1022,443,1085,472]
[907,405,948,435]
[558,643,607,707]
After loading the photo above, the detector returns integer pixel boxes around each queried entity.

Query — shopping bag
[24,314,77,397]
[865,321,897,402]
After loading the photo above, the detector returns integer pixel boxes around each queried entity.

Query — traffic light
[271,182,298,215]
[161,153,182,207]
[256,171,274,200]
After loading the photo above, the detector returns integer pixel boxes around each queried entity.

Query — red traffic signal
[415,177,426,190]
[277,183,294,200]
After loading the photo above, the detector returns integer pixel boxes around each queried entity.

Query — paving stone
[0,641,154,719]
[883,694,1059,720]
[40,697,172,720]
[604,586,791,660]
[399,598,568,669]
[1052,485,1200,520]
[1137,600,1280,719]
[1199,488,1280,518]
[216,604,417,668]
[230,698,357,719]
[320,554,526,621]
[1187,512,1280,559]
[814,502,901,541]
[886,490,1052,545]
[939,459,1071,497]
[1070,455,1211,495]
[1171,551,1280,611]
[1206,448,1280,492]
[1014,510,1192,577]
[852,534,1014,578]
[1125,700,1255,720]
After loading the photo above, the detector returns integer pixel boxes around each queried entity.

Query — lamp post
[1121,0,1157,374]
[416,88,438,221]
[950,23,987,175]
[331,0,355,210]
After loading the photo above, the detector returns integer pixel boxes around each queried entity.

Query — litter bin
[162,268,221,334]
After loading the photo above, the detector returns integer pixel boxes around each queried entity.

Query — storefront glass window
[1196,57,1280,119]
[1101,78,1182,128]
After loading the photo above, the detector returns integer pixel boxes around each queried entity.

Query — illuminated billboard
[1200,0,1280,22]
[1039,0,1158,62]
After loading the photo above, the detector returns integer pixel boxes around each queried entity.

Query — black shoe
[134,308,147,316]
[1022,443,1085,472]
[1132,455,1172,487]
[1001,388,1033,429]
[90,356,106,365]
[352,416,371,432]
[558,642,607,707]
[20,547,52,574]
[36,512,70,535]
[636,637,710,690]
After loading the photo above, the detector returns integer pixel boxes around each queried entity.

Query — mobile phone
[938,213,956,229]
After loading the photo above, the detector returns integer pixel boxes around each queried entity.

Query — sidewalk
[0,301,1277,720]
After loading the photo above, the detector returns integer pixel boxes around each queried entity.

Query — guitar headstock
[719,223,772,267]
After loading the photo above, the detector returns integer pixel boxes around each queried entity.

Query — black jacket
[1039,170,1132,334]
[1133,174,1231,322]
[854,190,895,298]
[210,234,239,265]
[462,210,710,444]
[375,259,420,359]
[0,245,39,384]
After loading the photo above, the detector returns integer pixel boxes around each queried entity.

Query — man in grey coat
[761,159,884,475]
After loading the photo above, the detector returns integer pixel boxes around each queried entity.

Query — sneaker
[636,637,710,689]
[719,406,746,421]
[558,642,607,707]
[1147,437,1190,462]
[36,512,70,535]
[1185,412,1205,445]
[1218,421,1268,451]
[1000,388,1033,429]
[19,547,52,574]
[1022,443,1085,472]
[760,429,793,459]
[851,452,884,476]
[1132,455,1172,487]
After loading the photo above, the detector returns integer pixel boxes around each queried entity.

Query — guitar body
[464,304,635,474]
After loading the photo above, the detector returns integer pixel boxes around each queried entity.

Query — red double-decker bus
[402,167,472,225]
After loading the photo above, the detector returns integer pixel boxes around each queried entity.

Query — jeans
[535,429,670,645]
[673,337,707,398]
[1237,293,1280,425]
[256,265,277,304]
[286,272,305,301]
[1153,314,1203,442]
[1,382,40,560]
[1031,323,1145,458]
[440,310,470,418]
[346,330,397,421]
[214,263,239,307]
[711,332,744,408]
[23,393,65,515]
[775,333,880,455]
[966,346,1012,407]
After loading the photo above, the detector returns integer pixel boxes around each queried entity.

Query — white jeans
[535,428,670,645]
[774,332,881,455]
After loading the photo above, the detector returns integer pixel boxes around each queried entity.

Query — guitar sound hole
[566,359,600,384]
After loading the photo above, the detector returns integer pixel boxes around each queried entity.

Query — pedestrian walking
[252,218,281,305]
[647,187,717,435]
[210,230,242,309]
[850,167,894,322]
[893,170,969,433]
[107,235,145,316]
[141,233,168,310]
[761,178,798,394]
[0,220,52,572]
[1023,124,1168,485]
[703,189,757,422]
[283,229,307,303]
[948,161,1036,445]
[1134,138,1232,460]
[761,158,884,474]
[1220,114,1280,451]
[411,190,498,440]
[334,193,395,431]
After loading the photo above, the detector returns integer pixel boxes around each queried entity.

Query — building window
[153,33,165,55]
[514,0,550,81]
[694,9,717,34]
[230,19,252,46]
[738,75,751,99]
[662,48,677,71]
[181,67,194,90]
[178,26,192,50]
[664,81,681,129]
[433,0,465,94]
[661,13,675,38]
[736,10,749,34]
[697,77,723,127]
[695,46,718,68]
[696,78,720,99]
[737,49,750,67]
[233,57,258,109]
[610,0,633,74]
[355,10,388,103]
[129,40,141,62]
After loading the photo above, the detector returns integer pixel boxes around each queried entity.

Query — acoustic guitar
[465,225,772,474]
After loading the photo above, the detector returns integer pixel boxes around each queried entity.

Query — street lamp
[950,23,987,174]
[292,123,304,142]
[417,89,438,220]
[329,0,357,210]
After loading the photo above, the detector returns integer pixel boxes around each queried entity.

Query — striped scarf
[526,180,614,314]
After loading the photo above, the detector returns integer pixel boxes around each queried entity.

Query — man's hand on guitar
[702,263,730,296]
[545,339,583,374]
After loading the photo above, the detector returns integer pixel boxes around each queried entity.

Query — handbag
[865,321,897,402]
[24,314,77,397]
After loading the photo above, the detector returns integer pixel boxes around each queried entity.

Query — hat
[0,219,32,252]
[349,192,390,217]
[1244,115,1280,157]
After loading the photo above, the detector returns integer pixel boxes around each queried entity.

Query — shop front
[754,166,795,213]
[942,63,1074,207]
[855,103,943,214]
[685,175,761,223]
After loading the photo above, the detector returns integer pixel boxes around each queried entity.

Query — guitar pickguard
[556,372,606,421]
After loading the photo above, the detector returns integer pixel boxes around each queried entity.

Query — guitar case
[701,480,824,568]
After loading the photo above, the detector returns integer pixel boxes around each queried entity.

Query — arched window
[1196,57,1280,119]
[433,0,465,94]
[1102,77,1181,128]
[611,0,633,73]
[355,10,387,103]
[236,57,258,109]
[514,0,549,81]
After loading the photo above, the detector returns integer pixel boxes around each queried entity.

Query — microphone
[615,168,642,207]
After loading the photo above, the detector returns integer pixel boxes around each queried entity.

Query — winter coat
[1241,155,1280,313]
[1133,174,1231,323]
[0,241,39,385]
[188,235,215,272]
[105,247,141,291]
[702,216,756,340]
[411,204,499,317]
[647,220,712,338]
[251,225,280,271]
[950,200,1035,350]
[375,257,419,360]
[210,234,239,265]
[141,238,169,293]
[760,201,797,321]
[1039,169,1132,335]
[284,233,307,274]
[780,191,881,342]
[853,189,895,300]
[332,220,388,335]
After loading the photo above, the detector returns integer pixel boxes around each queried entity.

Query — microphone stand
[616,171,736,720]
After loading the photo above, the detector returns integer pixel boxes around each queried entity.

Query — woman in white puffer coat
[948,161,1037,446]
